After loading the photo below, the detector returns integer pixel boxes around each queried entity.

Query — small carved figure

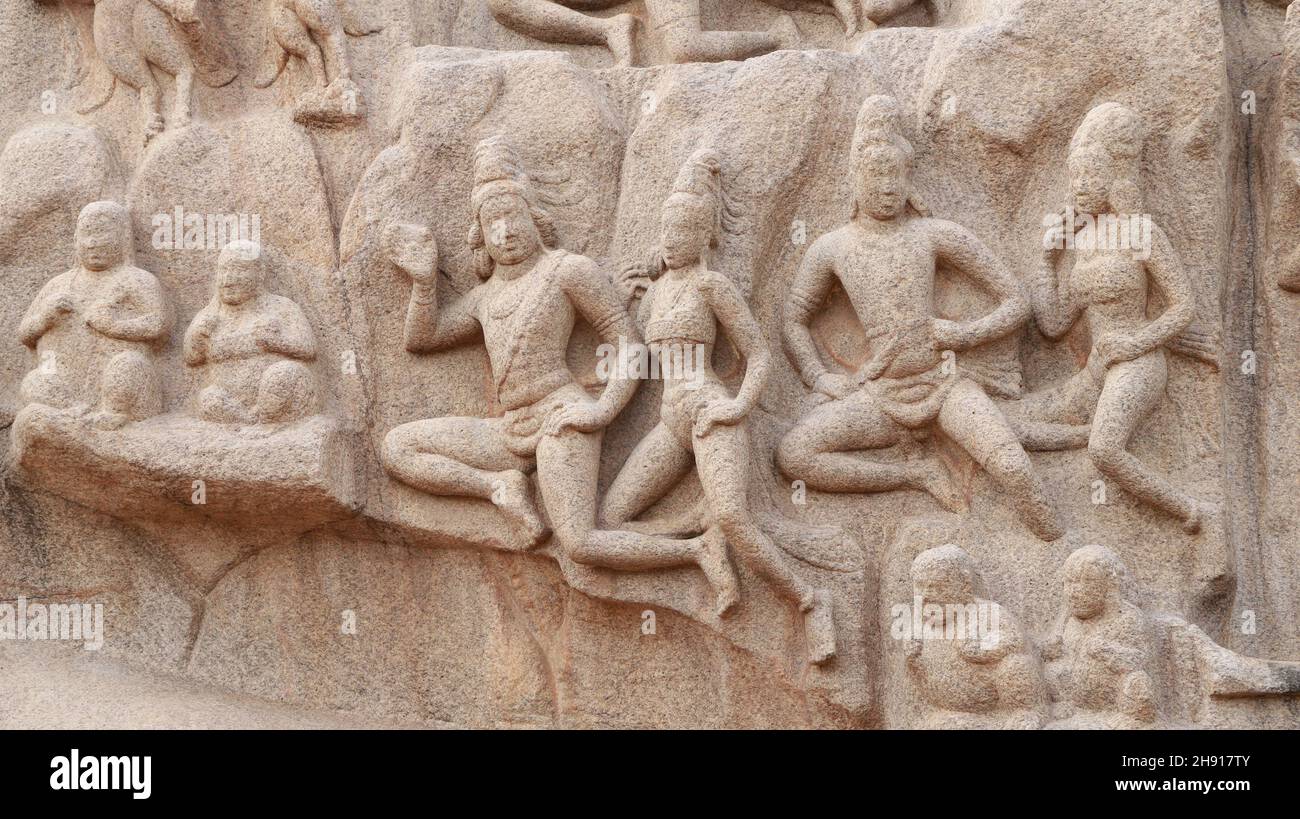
[41,0,238,143]
[484,0,799,66]
[1011,103,1206,533]
[776,95,1063,541]
[18,201,169,429]
[1042,545,1159,728]
[381,137,640,553]
[903,545,1046,728]
[183,240,318,427]
[254,0,381,126]
[594,149,836,660]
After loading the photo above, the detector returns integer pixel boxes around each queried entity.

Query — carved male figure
[183,240,318,426]
[18,200,169,429]
[381,137,640,553]
[485,0,798,66]
[1042,545,1159,727]
[1012,103,1206,533]
[776,95,1062,541]
[903,544,1046,728]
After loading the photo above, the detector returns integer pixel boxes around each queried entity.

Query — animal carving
[38,0,237,143]
[253,0,382,126]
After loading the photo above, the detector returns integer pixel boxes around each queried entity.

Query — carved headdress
[851,95,914,163]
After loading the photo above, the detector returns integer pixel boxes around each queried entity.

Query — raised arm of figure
[383,223,482,354]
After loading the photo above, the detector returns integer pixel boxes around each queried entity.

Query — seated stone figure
[776,95,1062,541]
[183,240,318,426]
[18,200,169,430]
[1042,545,1159,728]
[485,0,798,66]
[903,544,1046,728]
[380,136,640,552]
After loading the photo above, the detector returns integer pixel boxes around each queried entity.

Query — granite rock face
[0,0,1297,728]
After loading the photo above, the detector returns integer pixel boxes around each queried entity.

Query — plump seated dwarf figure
[1042,545,1159,727]
[18,200,169,429]
[183,240,318,426]
[903,544,1046,728]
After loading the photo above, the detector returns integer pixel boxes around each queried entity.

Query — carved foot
[1182,502,1206,535]
[493,471,548,549]
[805,589,836,665]
[915,460,964,513]
[699,526,739,617]
[293,79,365,127]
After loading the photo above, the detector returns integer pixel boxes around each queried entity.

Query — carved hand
[616,263,653,306]
[813,372,855,400]
[693,398,746,438]
[193,312,219,340]
[1093,335,1147,369]
[254,319,282,350]
[541,398,609,437]
[381,222,437,284]
[929,317,972,351]
[52,293,77,316]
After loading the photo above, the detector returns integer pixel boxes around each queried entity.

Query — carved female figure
[593,149,836,661]
[1017,103,1205,532]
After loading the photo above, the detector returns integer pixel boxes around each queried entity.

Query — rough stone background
[0,0,1296,728]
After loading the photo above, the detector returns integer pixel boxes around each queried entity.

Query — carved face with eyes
[76,207,127,273]
[1068,144,1113,216]
[1063,557,1111,620]
[659,192,713,271]
[479,192,542,268]
[216,253,262,306]
[854,145,910,221]
[912,550,975,604]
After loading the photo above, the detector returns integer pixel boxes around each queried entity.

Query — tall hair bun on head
[852,94,913,159]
